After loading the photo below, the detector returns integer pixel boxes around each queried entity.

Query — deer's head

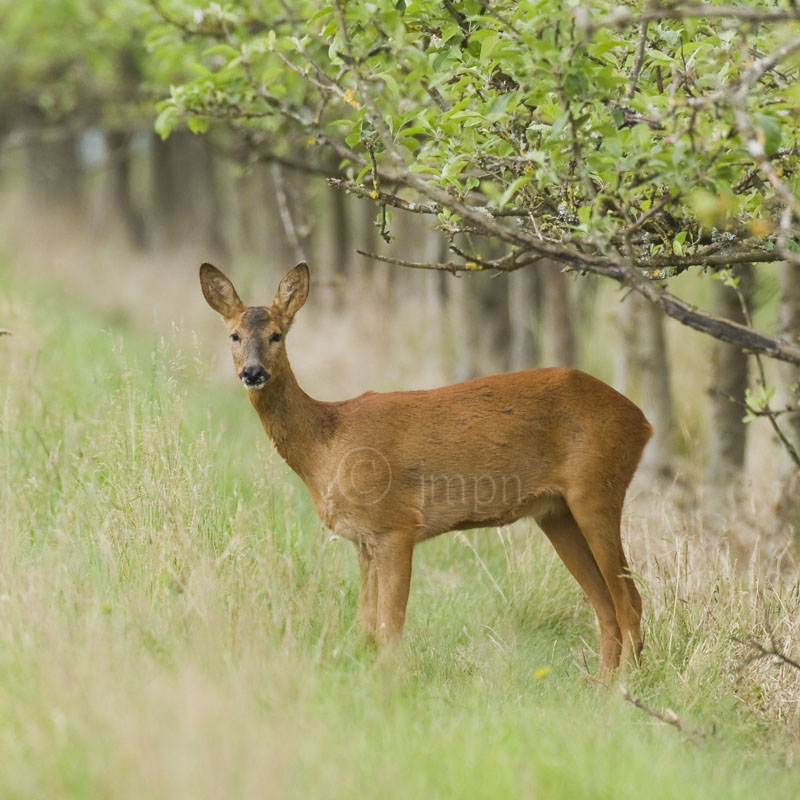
[200,262,309,390]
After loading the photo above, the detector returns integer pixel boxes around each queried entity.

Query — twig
[730,92,800,221]
[626,20,648,99]
[587,5,800,32]
[355,249,462,274]
[443,0,471,36]
[622,689,704,744]
[734,635,800,673]
[271,162,305,263]
[476,0,523,42]
[617,192,677,238]
[734,278,800,470]
[737,34,800,98]
[0,329,11,336]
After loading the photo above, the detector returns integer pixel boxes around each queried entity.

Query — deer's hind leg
[565,492,642,668]
[538,509,623,672]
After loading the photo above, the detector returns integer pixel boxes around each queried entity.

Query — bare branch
[355,249,462,273]
[329,178,439,213]
[734,280,800,470]
[731,101,800,221]
[737,33,800,97]
[626,20,648,99]
[640,250,784,270]
[622,690,704,744]
[734,635,800,673]
[588,5,800,32]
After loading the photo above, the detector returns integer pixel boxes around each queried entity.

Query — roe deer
[200,261,652,671]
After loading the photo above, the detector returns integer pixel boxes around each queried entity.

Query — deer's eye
[270,333,282,343]
[230,333,240,342]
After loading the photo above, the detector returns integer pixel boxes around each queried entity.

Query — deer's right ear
[200,263,245,320]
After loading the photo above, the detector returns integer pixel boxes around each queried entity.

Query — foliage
[148,1,800,276]
[0,0,207,132]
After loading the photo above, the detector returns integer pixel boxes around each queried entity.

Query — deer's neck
[249,366,335,491]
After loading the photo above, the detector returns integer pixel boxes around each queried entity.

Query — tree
[706,267,754,488]
[150,0,800,372]
[774,265,800,532]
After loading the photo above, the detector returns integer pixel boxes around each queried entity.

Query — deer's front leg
[356,542,378,639]
[373,532,415,644]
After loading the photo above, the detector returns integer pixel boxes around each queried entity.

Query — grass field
[2,260,799,799]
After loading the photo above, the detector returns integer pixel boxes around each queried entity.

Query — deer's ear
[200,263,245,320]
[274,262,309,320]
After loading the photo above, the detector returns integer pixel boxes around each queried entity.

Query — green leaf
[550,111,570,138]
[753,113,782,157]
[672,230,687,256]
[496,174,532,207]
[480,32,499,64]
[648,49,673,63]
[486,92,512,119]
[440,23,462,44]
[154,105,179,140]
[187,116,209,134]
[631,123,651,150]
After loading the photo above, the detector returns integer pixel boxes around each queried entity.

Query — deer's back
[317,368,651,540]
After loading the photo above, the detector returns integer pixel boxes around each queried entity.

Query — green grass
[1,263,799,799]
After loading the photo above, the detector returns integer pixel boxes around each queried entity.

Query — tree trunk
[452,274,478,381]
[150,132,225,254]
[637,299,675,481]
[614,290,638,397]
[329,182,350,307]
[540,262,575,367]
[260,165,295,267]
[615,293,675,481]
[483,272,512,373]
[706,266,754,488]
[508,266,540,370]
[106,130,146,248]
[774,264,800,534]
[25,133,81,211]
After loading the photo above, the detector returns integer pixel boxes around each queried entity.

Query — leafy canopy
[150,0,800,273]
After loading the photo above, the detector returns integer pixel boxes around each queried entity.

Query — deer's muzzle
[239,365,269,389]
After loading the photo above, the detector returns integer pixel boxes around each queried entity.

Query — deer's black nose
[239,366,269,388]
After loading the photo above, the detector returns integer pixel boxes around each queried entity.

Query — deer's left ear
[274,262,309,320]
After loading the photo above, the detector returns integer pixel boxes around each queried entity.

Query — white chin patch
[242,378,267,390]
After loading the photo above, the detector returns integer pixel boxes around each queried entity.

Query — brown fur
[200,262,653,671]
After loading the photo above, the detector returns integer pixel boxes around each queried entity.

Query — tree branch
[626,20,648,99]
[622,689,704,744]
[734,634,800,673]
[588,5,800,31]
